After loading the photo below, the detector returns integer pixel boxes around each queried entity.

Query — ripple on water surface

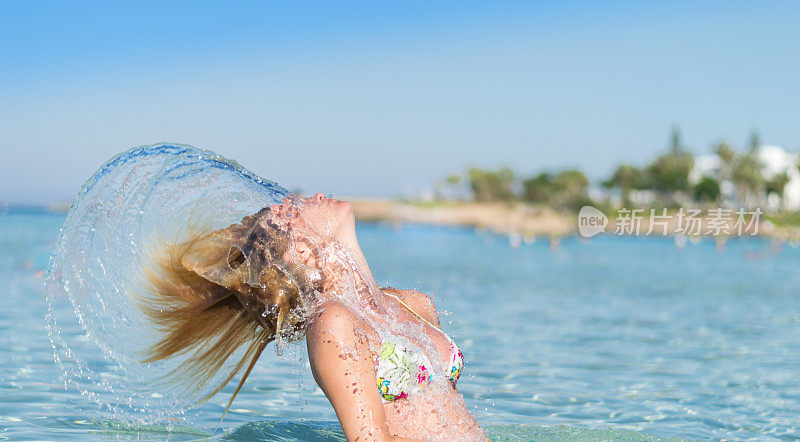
[2,201,800,439]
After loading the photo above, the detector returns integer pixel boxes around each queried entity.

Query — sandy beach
[351,199,573,237]
[350,198,800,240]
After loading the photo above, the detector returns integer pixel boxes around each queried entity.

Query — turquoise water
[2,208,800,440]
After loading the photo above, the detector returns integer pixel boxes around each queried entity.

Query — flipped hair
[140,207,322,419]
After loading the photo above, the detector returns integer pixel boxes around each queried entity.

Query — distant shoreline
[350,198,800,241]
[351,198,572,238]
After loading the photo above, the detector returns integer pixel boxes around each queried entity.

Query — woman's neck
[337,229,377,283]
[320,232,385,308]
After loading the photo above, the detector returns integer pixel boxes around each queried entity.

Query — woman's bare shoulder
[307,301,362,339]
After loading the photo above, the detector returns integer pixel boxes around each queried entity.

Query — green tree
[731,144,763,208]
[434,173,465,200]
[553,169,590,210]
[669,125,683,154]
[644,129,694,200]
[645,152,694,199]
[748,129,761,153]
[445,174,462,186]
[765,171,790,209]
[521,173,555,204]
[468,166,516,202]
[693,176,721,202]
[553,170,588,195]
[714,140,736,181]
[522,169,590,210]
[602,164,644,203]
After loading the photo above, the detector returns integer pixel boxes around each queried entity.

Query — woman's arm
[306,302,420,442]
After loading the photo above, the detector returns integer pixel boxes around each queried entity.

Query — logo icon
[578,206,607,238]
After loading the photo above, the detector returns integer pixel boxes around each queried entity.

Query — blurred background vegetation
[433,127,800,225]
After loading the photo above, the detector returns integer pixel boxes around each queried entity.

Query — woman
[142,191,486,441]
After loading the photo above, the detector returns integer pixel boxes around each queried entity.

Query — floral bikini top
[375,293,464,402]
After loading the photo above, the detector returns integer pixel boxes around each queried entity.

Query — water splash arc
[44,143,292,420]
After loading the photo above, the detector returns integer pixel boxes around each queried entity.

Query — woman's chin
[339,213,357,241]
[336,200,353,219]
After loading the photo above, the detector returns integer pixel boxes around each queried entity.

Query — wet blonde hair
[139,207,322,419]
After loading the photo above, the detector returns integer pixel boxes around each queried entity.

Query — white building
[689,145,800,210]
[689,153,735,201]
[689,154,720,185]
[759,145,800,211]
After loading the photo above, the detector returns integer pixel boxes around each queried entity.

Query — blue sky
[1,1,799,203]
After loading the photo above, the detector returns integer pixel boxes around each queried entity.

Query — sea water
[1,207,799,440]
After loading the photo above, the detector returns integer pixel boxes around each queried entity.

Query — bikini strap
[383,291,446,336]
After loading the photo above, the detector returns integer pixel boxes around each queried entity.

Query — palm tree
[731,131,764,208]
[765,171,790,211]
[714,140,736,181]
[669,125,683,154]
[748,129,761,153]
